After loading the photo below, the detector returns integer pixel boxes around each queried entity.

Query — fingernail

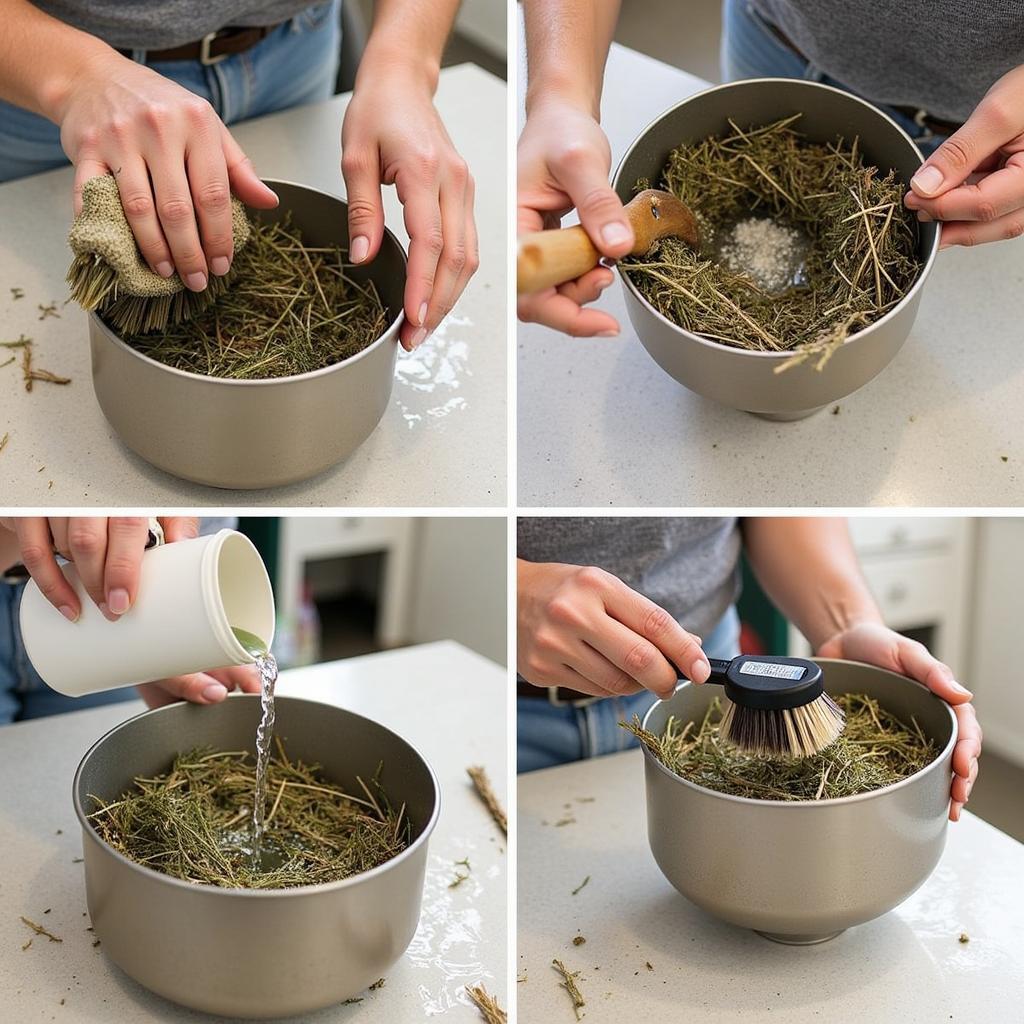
[691,658,711,684]
[916,211,933,223]
[155,261,174,278]
[911,165,944,195]
[601,222,632,249]
[202,683,228,702]
[596,329,619,337]
[107,588,130,615]
[411,326,428,348]
[210,256,230,277]
[98,602,117,623]
[58,605,78,623]
[350,235,369,264]
[950,679,973,697]
[417,302,428,326]
[185,272,207,292]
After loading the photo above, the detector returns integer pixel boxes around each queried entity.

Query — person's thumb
[556,152,634,259]
[911,108,1005,198]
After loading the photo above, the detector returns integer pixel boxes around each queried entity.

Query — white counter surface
[0,640,508,1022]
[517,41,1024,507]
[517,747,1023,1024]
[0,64,506,507]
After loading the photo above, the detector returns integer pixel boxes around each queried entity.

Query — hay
[622,693,937,800]
[87,743,410,889]
[621,114,922,369]
[121,216,388,379]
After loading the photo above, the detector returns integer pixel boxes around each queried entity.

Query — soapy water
[394,314,473,430]
[231,626,279,870]
[250,649,279,868]
[405,847,503,1016]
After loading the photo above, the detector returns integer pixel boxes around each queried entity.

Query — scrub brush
[694,655,844,758]
[66,173,251,334]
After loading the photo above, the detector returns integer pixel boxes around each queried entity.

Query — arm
[742,517,981,820]
[341,0,478,351]
[904,64,1024,249]
[518,0,633,336]
[741,517,882,651]
[0,1,277,288]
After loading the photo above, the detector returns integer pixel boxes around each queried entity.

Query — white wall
[969,518,1024,768]
[409,517,507,665]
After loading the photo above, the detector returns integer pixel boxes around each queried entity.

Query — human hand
[517,560,709,699]
[904,64,1024,249]
[54,50,278,288]
[341,66,477,351]
[517,96,633,336]
[137,663,261,709]
[0,516,199,623]
[816,621,981,821]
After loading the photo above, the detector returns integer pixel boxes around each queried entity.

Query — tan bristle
[720,692,846,758]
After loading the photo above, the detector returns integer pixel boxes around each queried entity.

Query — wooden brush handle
[517,189,700,296]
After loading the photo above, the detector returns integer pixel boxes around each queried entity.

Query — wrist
[355,40,440,96]
[813,607,885,652]
[525,73,601,121]
[40,41,121,123]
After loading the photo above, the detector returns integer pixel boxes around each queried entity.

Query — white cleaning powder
[718,217,806,293]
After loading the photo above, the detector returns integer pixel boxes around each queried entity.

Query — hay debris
[622,692,937,800]
[622,114,922,369]
[87,745,410,889]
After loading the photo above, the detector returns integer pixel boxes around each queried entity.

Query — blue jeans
[721,0,946,156]
[518,605,742,773]
[0,1,340,182]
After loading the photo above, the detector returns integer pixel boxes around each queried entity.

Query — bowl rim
[89,177,408,387]
[639,658,958,807]
[72,693,442,898]
[611,77,942,361]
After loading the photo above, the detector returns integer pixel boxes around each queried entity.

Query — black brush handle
[680,654,824,710]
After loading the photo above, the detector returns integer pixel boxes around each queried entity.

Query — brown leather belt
[117,24,283,65]
[516,680,600,707]
[760,14,963,138]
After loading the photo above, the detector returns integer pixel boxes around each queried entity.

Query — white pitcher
[19,529,275,696]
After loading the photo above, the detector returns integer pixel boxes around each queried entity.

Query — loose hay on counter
[623,693,938,800]
[621,114,923,370]
[88,742,410,888]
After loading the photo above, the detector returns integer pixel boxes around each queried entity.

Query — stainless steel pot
[73,695,440,1018]
[640,660,956,944]
[613,79,941,420]
[89,179,407,488]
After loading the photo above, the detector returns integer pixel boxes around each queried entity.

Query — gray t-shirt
[34,1,321,50]
[517,517,742,638]
[752,1,1024,123]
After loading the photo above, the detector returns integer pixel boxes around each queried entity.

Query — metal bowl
[73,695,440,1018]
[89,179,407,488]
[613,79,940,420]
[640,660,956,944]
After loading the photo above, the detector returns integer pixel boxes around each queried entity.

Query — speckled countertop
[0,641,508,1022]
[516,39,1024,507]
[0,64,506,507]
[517,747,1023,1023]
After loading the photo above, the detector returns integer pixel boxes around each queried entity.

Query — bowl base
[748,405,826,422]
[755,928,845,945]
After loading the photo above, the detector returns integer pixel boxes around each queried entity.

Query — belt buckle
[199,31,229,65]
[547,688,599,709]
[912,109,934,142]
